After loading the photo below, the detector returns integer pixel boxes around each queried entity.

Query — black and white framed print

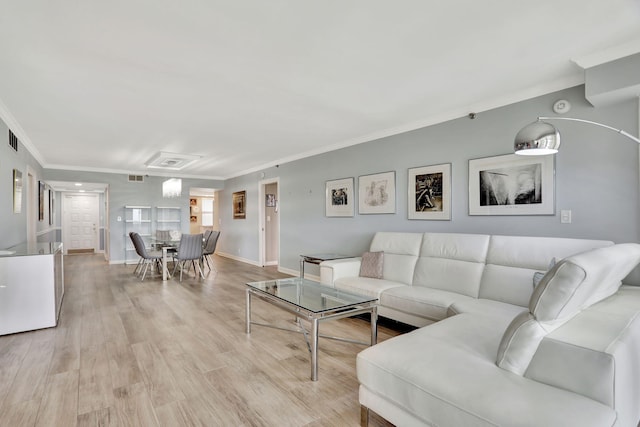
[408,163,451,220]
[469,153,555,215]
[325,177,354,217]
[358,171,396,214]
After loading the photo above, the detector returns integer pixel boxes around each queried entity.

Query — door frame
[258,177,280,267]
[62,192,100,255]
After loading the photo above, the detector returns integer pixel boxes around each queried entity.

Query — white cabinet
[124,205,151,264]
[0,242,64,336]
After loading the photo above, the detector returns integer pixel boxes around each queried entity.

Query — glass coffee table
[245,277,378,381]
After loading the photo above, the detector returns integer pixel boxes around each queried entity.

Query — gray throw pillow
[359,251,384,279]
[532,257,557,288]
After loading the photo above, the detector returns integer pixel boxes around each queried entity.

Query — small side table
[299,253,352,278]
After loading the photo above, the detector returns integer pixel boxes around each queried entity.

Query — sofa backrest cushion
[370,232,423,285]
[530,243,640,321]
[496,243,640,375]
[480,235,613,307]
[412,233,490,297]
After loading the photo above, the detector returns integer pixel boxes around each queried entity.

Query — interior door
[63,193,99,254]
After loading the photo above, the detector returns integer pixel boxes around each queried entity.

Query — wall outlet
[560,210,572,224]
[117,216,122,222]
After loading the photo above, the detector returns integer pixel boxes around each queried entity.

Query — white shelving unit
[155,206,182,233]
[124,205,151,264]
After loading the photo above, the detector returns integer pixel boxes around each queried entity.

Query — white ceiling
[1,1,640,180]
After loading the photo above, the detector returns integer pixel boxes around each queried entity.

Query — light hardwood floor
[0,254,402,426]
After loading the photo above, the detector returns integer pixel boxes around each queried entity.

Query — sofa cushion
[497,243,640,375]
[448,298,528,321]
[530,243,640,321]
[380,286,474,322]
[412,232,489,297]
[358,313,616,427]
[370,232,422,285]
[334,277,404,300]
[480,235,613,306]
[359,251,383,279]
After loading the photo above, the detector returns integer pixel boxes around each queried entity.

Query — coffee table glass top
[246,277,376,314]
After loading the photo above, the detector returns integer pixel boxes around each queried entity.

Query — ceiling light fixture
[145,151,201,170]
[514,117,640,156]
[163,178,182,198]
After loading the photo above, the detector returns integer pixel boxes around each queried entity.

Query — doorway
[62,193,100,254]
[259,178,279,267]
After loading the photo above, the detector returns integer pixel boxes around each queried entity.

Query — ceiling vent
[8,130,18,152]
[145,151,201,171]
[128,174,144,182]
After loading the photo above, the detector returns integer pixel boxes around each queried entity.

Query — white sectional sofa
[320,232,640,427]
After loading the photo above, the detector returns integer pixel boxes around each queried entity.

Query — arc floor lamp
[514,117,640,155]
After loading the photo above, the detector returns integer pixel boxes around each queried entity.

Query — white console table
[0,242,64,335]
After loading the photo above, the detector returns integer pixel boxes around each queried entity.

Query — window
[201,198,214,226]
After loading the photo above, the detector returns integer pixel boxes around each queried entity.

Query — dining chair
[172,233,205,281]
[130,232,163,281]
[129,232,144,275]
[203,229,213,246]
[201,231,220,272]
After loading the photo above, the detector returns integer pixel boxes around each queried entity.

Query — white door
[63,194,99,254]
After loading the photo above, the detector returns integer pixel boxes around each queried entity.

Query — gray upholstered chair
[202,231,220,272]
[129,232,144,275]
[130,232,163,281]
[172,233,204,281]
[203,229,213,246]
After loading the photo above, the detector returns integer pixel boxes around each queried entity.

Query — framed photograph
[49,190,54,225]
[325,178,354,217]
[408,163,451,220]
[13,169,22,214]
[358,171,396,214]
[233,190,246,219]
[266,194,276,207]
[38,181,45,221]
[469,153,555,215]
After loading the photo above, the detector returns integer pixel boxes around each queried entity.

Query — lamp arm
[538,116,640,144]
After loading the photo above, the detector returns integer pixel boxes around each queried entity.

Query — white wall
[218,86,639,276]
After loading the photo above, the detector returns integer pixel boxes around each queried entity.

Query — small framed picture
[408,163,451,220]
[233,190,247,219]
[38,181,45,221]
[13,169,22,214]
[325,178,354,217]
[266,194,276,207]
[358,171,396,214]
[469,153,555,215]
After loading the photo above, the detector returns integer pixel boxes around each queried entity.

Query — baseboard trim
[216,252,261,267]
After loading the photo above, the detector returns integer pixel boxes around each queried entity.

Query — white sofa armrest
[320,257,362,287]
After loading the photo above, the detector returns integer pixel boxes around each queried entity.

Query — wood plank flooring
[0,254,400,426]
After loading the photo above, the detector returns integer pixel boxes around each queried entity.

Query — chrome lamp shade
[514,120,561,155]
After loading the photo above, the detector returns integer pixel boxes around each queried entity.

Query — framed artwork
[358,171,396,214]
[469,153,555,215]
[13,169,22,214]
[38,181,45,221]
[408,163,451,220]
[325,177,354,217]
[49,190,54,225]
[266,194,276,207]
[233,190,246,219]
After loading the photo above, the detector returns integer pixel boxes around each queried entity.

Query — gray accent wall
[219,85,639,276]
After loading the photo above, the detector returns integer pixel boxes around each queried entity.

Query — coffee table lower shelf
[245,280,378,381]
